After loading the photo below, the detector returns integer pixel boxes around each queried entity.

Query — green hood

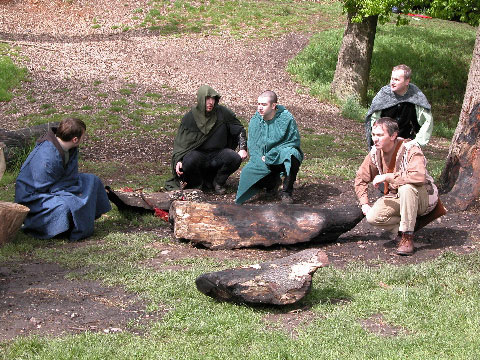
[191,85,220,135]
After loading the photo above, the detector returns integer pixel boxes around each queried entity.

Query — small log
[195,248,329,305]
[170,202,364,249]
[105,186,205,211]
[0,122,59,164]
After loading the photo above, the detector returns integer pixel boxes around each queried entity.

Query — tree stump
[170,202,363,249]
[0,122,59,164]
[195,248,329,305]
[105,186,205,211]
[0,201,30,246]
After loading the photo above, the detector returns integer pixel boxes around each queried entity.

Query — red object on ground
[407,13,432,18]
[154,207,169,222]
[120,187,134,192]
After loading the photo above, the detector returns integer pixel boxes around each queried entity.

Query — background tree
[330,0,478,105]
[440,25,480,211]
[330,0,416,104]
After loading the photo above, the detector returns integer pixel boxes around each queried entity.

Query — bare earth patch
[1,0,480,342]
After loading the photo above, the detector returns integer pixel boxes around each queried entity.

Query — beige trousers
[366,184,429,234]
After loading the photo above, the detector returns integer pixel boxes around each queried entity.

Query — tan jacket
[355,139,438,214]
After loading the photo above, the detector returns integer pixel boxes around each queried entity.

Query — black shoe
[280,192,293,204]
[213,181,226,195]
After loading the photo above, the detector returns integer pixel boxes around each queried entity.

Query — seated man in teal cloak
[165,85,248,194]
[235,90,303,204]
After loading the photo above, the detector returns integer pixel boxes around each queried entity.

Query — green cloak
[164,85,245,190]
[235,105,303,204]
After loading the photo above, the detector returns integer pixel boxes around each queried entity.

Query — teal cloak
[235,105,303,204]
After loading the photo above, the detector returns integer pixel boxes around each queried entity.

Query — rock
[195,248,329,305]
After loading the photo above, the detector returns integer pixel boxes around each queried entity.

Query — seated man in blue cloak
[164,85,248,194]
[15,117,111,241]
[235,90,303,204]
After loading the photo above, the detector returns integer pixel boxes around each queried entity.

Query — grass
[287,18,476,136]
[137,0,343,37]
[0,46,27,101]
[3,222,480,359]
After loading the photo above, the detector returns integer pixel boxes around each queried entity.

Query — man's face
[257,96,276,120]
[372,124,396,151]
[205,96,216,113]
[390,69,410,95]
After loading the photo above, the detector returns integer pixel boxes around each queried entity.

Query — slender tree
[440,25,480,211]
[330,1,416,104]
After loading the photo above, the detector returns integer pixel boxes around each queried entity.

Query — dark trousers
[254,155,301,195]
[182,148,242,188]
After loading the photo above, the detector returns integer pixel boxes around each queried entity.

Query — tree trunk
[330,13,378,105]
[170,201,364,250]
[440,25,480,211]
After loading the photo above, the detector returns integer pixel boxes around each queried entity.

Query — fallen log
[195,248,329,305]
[105,186,205,211]
[170,201,364,249]
[0,122,59,164]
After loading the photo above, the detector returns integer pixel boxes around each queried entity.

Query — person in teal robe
[235,90,303,204]
[164,85,247,193]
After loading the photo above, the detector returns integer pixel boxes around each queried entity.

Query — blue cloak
[14,132,111,241]
[235,105,303,204]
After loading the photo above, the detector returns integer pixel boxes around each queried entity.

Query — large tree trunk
[330,13,378,105]
[440,25,480,211]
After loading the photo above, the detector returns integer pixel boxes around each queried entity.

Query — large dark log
[196,248,329,305]
[0,122,59,164]
[170,201,364,250]
[105,187,205,211]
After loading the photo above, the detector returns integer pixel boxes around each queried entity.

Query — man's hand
[261,156,265,162]
[361,203,372,216]
[175,161,183,176]
[372,174,387,187]
[238,149,248,160]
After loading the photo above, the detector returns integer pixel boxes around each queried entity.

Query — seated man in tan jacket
[354,117,438,256]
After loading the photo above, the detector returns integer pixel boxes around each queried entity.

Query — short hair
[374,117,399,136]
[56,117,86,142]
[392,64,412,80]
[260,90,278,104]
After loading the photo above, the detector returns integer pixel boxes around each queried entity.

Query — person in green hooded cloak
[164,85,247,193]
[235,90,303,204]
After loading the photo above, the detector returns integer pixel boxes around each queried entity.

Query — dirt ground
[1,0,479,343]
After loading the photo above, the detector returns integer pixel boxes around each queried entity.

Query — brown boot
[396,232,414,256]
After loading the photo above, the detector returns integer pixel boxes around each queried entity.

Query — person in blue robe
[15,118,111,241]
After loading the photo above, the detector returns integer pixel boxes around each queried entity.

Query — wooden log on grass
[170,201,364,249]
[0,122,59,164]
[196,248,329,305]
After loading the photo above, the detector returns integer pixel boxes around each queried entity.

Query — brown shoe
[396,232,414,256]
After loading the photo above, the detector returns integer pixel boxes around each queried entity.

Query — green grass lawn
[1,1,479,358]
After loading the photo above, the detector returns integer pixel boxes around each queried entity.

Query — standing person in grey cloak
[365,64,433,149]
[235,90,303,204]
[164,85,248,194]
[15,118,111,241]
